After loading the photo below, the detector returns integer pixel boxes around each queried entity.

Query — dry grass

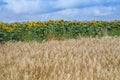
[0,36,120,80]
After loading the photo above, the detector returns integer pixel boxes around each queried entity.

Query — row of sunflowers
[0,19,120,42]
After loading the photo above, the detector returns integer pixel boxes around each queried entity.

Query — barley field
[0,36,120,80]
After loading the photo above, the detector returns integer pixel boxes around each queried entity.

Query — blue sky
[0,0,120,22]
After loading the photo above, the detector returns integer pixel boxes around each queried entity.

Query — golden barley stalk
[0,36,120,80]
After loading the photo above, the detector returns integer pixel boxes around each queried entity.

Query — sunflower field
[0,19,120,42]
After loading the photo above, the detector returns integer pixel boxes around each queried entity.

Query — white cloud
[53,0,108,9]
[93,7,114,16]
[2,0,120,14]
[3,0,47,14]
[53,0,79,8]
[0,0,120,22]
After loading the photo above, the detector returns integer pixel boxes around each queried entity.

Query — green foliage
[0,20,120,42]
